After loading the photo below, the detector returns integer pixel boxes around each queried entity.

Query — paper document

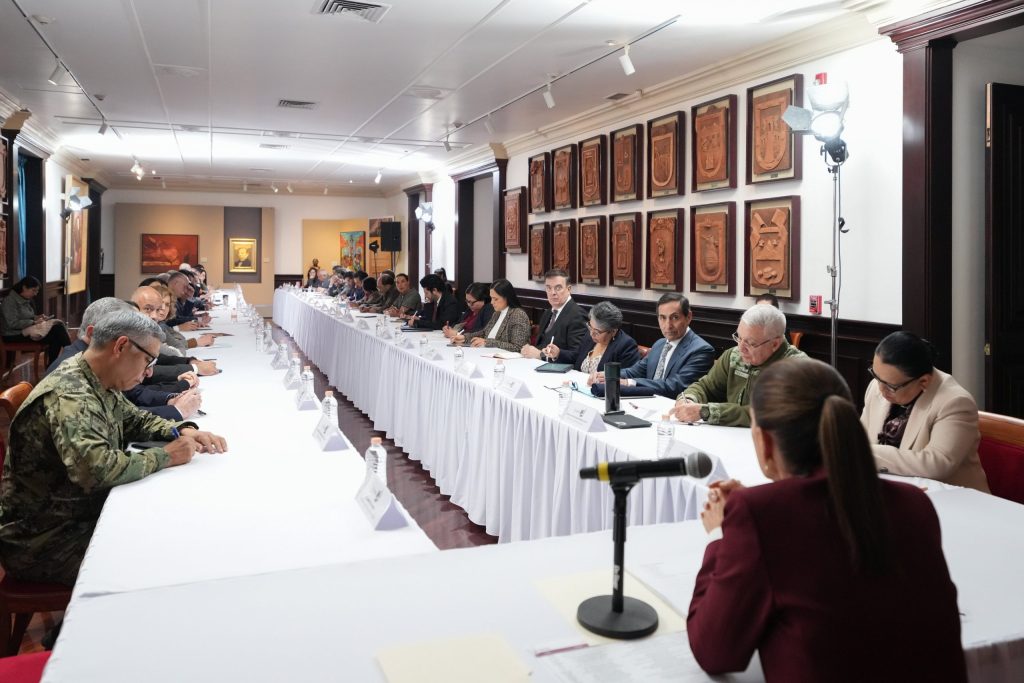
[538,633,712,683]
[377,633,530,683]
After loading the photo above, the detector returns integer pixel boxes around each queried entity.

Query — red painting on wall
[140,234,199,273]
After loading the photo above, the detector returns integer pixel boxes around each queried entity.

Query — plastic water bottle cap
[662,414,671,420]
[371,437,383,446]
[324,390,333,397]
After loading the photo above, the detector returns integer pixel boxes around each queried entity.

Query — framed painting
[692,94,737,192]
[690,202,735,295]
[503,186,527,253]
[578,134,607,207]
[610,124,642,203]
[578,215,607,286]
[551,144,577,210]
[747,74,803,184]
[339,230,366,272]
[369,216,394,238]
[0,137,8,206]
[529,223,550,283]
[550,218,577,284]
[229,238,258,273]
[744,195,801,300]
[0,216,7,277]
[647,111,685,198]
[609,212,641,289]
[141,234,199,273]
[528,152,551,214]
[646,209,684,291]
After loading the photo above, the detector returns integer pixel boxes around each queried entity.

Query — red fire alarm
[815,72,828,86]
[809,295,822,315]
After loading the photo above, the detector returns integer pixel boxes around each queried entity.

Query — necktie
[653,342,673,380]
[432,299,439,321]
[545,308,560,333]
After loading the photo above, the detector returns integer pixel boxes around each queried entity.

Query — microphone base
[576,595,659,640]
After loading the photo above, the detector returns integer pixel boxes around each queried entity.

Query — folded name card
[296,391,320,411]
[356,318,370,330]
[313,417,349,451]
[340,310,355,323]
[398,337,417,350]
[379,327,394,340]
[561,403,607,432]
[455,360,485,378]
[355,474,409,531]
[495,376,533,399]
[422,348,445,361]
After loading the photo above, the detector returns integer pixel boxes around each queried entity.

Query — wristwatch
[699,405,710,422]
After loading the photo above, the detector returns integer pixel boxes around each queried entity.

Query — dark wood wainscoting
[515,287,898,407]
[274,273,303,289]
[43,280,89,326]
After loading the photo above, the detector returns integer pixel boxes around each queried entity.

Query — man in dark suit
[521,268,588,359]
[410,274,460,330]
[597,292,714,398]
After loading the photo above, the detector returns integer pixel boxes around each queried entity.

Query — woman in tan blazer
[452,279,530,353]
[861,331,989,492]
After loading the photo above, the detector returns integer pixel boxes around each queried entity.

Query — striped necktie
[653,342,673,380]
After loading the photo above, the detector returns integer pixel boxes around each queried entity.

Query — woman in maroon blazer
[688,358,966,682]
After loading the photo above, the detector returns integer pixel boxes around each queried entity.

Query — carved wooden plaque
[690,202,735,295]
[611,124,642,203]
[550,218,577,283]
[745,196,800,300]
[503,186,527,253]
[0,216,7,276]
[0,137,8,205]
[610,212,641,289]
[647,112,684,198]
[578,216,606,286]
[529,223,550,282]
[692,94,737,192]
[528,152,551,214]
[747,75,803,184]
[578,134,607,207]
[646,209,683,291]
[552,144,577,210]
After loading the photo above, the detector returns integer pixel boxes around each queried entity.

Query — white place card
[296,392,320,411]
[340,310,355,323]
[562,403,607,432]
[422,348,445,361]
[379,327,394,340]
[398,337,417,350]
[454,360,485,378]
[355,474,409,531]
[494,376,533,399]
[313,417,349,451]
[356,318,370,330]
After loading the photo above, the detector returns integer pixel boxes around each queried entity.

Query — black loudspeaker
[380,222,402,252]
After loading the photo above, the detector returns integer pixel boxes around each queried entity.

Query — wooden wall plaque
[529,222,550,282]
[578,216,607,286]
[647,111,685,198]
[551,144,577,210]
[609,212,641,289]
[528,152,551,214]
[578,134,607,207]
[550,218,577,284]
[0,216,7,277]
[691,94,737,192]
[0,137,8,206]
[611,124,642,203]
[747,74,803,185]
[503,186,527,253]
[646,209,684,291]
[744,195,801,300]
[690,202,735,295]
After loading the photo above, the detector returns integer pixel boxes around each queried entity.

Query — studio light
[543,81,555,109]
[619,45,635,76]
[61,187,93,219]
[47,60,63,86]
[374,169,383,184]
[782,80,849,163]
[415,202,433,224]
[484,114,495,135]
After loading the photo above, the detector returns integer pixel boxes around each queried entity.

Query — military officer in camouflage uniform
[0,309,227,586]
[673,304,806,427]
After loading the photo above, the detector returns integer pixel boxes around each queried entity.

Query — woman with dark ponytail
[688,358,966,682]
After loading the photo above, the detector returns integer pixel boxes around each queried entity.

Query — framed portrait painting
[578,134,607,207]
[690,202,735,295]
[646,209,683,291]
[609,212,641,289]
[610,124,642,203]
[691,94,737,192]
[747,74,803,184]
[744,195,801,300]
[528,152,551,214]
[141,234,199,273]
[503,186,527,253]
[578,215,606,286]
[529,223,550,283]
[229,238,258,273]
[339,231,366,272]
[551,144,577,210]
[550,218,577,284]
[647,111,685,198]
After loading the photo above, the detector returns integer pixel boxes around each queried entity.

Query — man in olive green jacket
[673,304,805,427]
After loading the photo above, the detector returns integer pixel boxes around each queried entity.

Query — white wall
[503,39,903,325]
[101,188,391,275]
[473,176,495,282]
[44,158,74,281]
[951,25,1024,406]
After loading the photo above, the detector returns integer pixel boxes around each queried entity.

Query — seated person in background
[359,277,383,308]
[543,301,640,375]
[520,269,587,359]
[347,271,368,302]
[327,268,345,297]
[361,273,399,313]
[386,273,422,318]
[861,331,989,492]
[755,293,779,307]
[45,298,201,421]
[450,279,530,352]
[131,287,219,381]
[148,284,213,354]
[193,264,210,296]
[164,271,210,330]
[0,275,72,366]
[0,310,227,586]
[409,274,460,330]
[442,282,493,338]
[305,259,320,287]
[688,358,966,682]
[594,293,713,398]
[675,304,805,426]
[433,267,454,295]
[315,269,331,289]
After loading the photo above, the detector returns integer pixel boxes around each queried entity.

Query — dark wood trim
[493,159,507,279]
[44,279,63,320]
[274,273,303,289]
[452,162,505,289]
[84,178,106,304]
[879,0,1024,52]
[403,183,432,284]
[451,162,500,183]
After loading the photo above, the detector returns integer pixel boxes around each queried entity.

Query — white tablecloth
[274,290,768,542]
[41,487,1024,682]
[70,302,435,599]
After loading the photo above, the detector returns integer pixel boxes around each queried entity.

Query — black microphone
[580,452,714,485]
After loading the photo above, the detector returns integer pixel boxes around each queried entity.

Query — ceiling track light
[542,81,555,109]
[47,60,63,86]
[619,44,635,76]
[130,160,144,180]
[243,182,248,192]
[483,114,495,136]
[443,133,452,153]
[271,183,279,193]
[98,120,108,135]
[323,186,328,195]
[374,169,382,184]
[286,183,293,193]
[161,179,167,189]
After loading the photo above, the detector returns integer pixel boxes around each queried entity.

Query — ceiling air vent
[259,143,290,150]
[278,99,318,110]
[606,92,630,101]
[313,1,391,23]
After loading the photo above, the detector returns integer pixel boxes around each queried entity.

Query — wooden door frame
[451,159,508,288]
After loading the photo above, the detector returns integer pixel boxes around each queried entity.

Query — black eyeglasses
[128,338,159,368]
[867,367,918,393]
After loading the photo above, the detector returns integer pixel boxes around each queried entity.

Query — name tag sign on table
[356,318,370,330]
[454,360,485,379]
[313,416,349,451]
[355,474,409,531]
[398,337,417,350]
[421,348,445,362]
[562,403,607,433]
[495,376,533,399]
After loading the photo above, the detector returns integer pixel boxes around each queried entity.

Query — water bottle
[453,345,464,366]
[656,414,675,459]
[264,323,274,351]
[283,354,302,388]
[321,390,338,424]
[493,358,505,389]
[255,327,265,353]
[272,342,290,369]
[418,336,429,357]
[557,380,572,413]
[366,436,388,482]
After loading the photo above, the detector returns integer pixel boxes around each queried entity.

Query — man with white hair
[673,304,806,427]
[0,310,226,585]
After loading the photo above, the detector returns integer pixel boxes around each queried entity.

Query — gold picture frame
[229,238,258,273]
